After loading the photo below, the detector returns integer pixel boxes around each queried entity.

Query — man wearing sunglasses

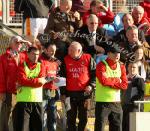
[77,14,107,58]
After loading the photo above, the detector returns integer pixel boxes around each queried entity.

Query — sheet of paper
[55,77,66,87]
[65,97,71,111]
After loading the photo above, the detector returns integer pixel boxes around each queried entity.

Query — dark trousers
[13,102,43,131]
[122,104,139,131]
[67,98,88,131]
[0,93,16,131]
[94,102,123,131]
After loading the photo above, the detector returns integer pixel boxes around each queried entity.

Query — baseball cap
[107,46,121,53]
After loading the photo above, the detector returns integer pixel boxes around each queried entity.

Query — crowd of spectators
[0,0,150,131]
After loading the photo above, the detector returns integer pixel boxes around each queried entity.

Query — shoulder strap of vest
[102,60,107,65]
[102,60,120,69]
[23,62,41,70]
[24,61,26,66]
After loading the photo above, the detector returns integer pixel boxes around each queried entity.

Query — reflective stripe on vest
[95,60,121,102]
[17,62,42,102]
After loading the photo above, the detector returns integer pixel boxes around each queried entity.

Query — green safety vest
[95,60,121,102]
[17,62,43,102]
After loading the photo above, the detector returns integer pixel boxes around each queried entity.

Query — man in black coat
[76,14,107,58]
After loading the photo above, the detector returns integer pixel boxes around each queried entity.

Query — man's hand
[38,77,47,85]
[97,4,108,12]
[84,86,92,95]
[25,41,32,46]
[74,11,80,20]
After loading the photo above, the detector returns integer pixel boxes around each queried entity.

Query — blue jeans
[43,89,60,131]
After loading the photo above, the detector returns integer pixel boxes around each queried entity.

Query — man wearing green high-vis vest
[94,45,128,131]
[13,47,47,131]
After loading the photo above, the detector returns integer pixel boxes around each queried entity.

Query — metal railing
[1,0,144,27]
[134,101,150,112]
[1,0,23,26]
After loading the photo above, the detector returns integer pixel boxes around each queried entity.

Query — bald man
[44,0,82,61]
[60,41,96,131]
[77,14,106,58]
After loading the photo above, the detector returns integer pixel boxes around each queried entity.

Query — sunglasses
[90,22,98,25]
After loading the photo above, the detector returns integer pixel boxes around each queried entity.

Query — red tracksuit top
[64,53,91,91]
[82,8,114,27]
[0,48,27,93]
[40,55,60,90]
[96,58,128,90]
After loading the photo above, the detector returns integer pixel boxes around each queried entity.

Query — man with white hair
[44,0,82,61]
[132,6,150,35]
[140,0,150,21]
[60,41,96,131]
[0,36,31,131]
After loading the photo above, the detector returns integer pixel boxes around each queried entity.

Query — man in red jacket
[13,46,47,131]
[140,0,150,21]
[40,42,61,131]
[82,0,114,27]
[60,41,96,131]
[95,45,128,131]
[132,5,150,35]
[0,36,31,131]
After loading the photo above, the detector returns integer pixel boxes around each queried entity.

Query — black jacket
[14,0,53,18]
[123,74,145,104]
[76,25,106,57]
[113,29,146,43]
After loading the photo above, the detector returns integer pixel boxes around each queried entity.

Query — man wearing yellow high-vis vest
[94,45,128,131]
[13,47,47,131]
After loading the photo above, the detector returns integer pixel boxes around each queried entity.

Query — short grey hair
[70,41,82,51]
[87,14,98,22]
[132,6,144,14]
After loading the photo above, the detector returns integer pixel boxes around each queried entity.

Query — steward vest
[64,54,91,91]
[17,62,42,102]
[144,83,150,112]
[96,60,121,102]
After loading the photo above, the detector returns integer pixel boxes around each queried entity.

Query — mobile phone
[45,76,55,83]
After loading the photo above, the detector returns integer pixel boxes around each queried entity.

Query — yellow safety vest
[95,60,121,102]
[144,83,150,112]
[17,62,43,102]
